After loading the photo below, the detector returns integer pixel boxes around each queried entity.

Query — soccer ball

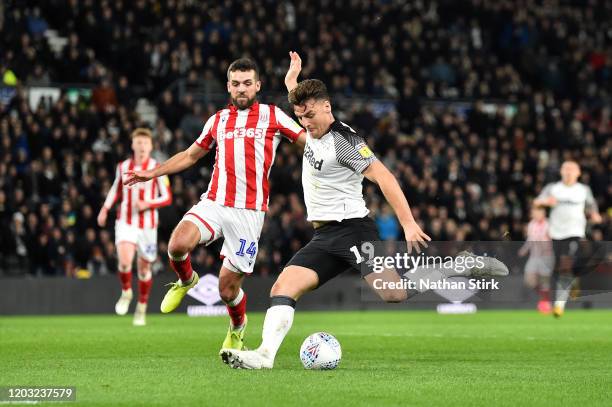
[299,332,342,370]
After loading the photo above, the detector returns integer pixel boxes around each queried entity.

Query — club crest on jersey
[304,144,323,170]
[258,110,269,124]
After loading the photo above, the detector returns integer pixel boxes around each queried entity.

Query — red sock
[138,276,153,304]
[119,270,132,291]
[538,288,550,302]
[226,290,247,328]
[169,253,193,283]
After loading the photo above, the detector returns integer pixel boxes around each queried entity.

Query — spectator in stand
[0,0,609,280]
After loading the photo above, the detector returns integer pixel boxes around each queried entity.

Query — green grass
[1,310,612,406]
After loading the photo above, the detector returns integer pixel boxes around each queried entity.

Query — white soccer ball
[299,332,342,370]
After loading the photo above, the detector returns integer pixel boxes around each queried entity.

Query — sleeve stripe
[332,130,376,173]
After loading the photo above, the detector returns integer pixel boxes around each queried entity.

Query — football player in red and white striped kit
[518,206,554,314]
[124,58,305,354]
[97,128,172,326]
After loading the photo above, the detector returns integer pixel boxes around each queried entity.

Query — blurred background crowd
[0,0,610,277]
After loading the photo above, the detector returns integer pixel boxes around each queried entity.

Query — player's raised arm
[285,51,302,92]
[363,160,431,253]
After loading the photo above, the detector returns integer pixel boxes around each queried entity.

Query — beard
[231,94,257,110]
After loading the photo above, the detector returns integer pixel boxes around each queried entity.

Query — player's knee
[137,262,151,278]
[270,279,294,298]
[168,237,192,257]
[219,285,240,303]
[118,263,131,273]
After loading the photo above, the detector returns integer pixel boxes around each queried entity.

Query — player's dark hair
[288,79,330,105]
[227,58,259,80]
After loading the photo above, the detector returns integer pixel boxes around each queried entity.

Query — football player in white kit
[534,160,602,317]
[221,52,509,370]
[97,128,172,326]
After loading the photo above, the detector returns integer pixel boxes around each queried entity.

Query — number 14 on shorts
[236,239,257,258]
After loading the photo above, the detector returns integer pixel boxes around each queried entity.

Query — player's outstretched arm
[98,163,123,227]
[123,143,209,186]
[285,51,302,92]
[363,160,431,253]
[533,184,556,207]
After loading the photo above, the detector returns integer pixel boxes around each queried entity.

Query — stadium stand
[0,0,609,277]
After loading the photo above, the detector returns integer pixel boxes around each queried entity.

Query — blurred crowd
[0,0,610,277]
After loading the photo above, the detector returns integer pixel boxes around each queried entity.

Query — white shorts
[182,199,265,274]
[524,256,554,276]
[115,222,158,263]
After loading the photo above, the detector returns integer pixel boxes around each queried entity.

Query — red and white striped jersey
[526,219,553,257]
[195,101,304,211]
[103,157,172,229]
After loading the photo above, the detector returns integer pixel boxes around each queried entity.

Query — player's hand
[97,207,108,227]
[136,200,150,212]
[124,170,154,186]
[285,51,302,92]
[591,212,603,224]
[403,220,431,254]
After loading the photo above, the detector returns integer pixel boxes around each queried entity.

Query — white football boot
[220,349,273,369]
[133,302,147,326]
[454,251,509,277]
[115,289,133,316]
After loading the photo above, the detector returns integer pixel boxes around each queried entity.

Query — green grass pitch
[2,310,611,406]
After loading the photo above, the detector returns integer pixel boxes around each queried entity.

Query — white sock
[554,275,573,310]
[227,289,244,307]
[257,305,294,361]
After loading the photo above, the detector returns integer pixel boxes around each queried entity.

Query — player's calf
[364,269,409,303]
[218,265,248,354]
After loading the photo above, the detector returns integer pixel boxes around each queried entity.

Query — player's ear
[323,100,331,113]
[227,81,231,93]
[255,80,261,92]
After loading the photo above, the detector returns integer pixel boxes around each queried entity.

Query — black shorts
[552,237,586,276]
[286,216,379,287]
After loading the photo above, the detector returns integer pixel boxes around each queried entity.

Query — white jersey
[537,181,598,239]
[103,157,172,229]
[301,120,377,222]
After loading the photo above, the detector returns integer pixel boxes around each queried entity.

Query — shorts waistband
[312,216,371,230]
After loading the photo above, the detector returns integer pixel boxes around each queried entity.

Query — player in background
[220,52,508,370]
[533,160,602,318]
[124,58,305,354]
[97,128,172,326]
[518,206,554,314]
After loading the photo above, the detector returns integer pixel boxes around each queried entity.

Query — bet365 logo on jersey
[304,144,323,170]
[218,127,265,141]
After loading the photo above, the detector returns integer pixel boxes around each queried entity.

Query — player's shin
[138,271,152,305]
[225,288,247,328]
[118,265,133,292]
[115,265,133,315]
[168,252,194,284]
[257,296,296,362]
